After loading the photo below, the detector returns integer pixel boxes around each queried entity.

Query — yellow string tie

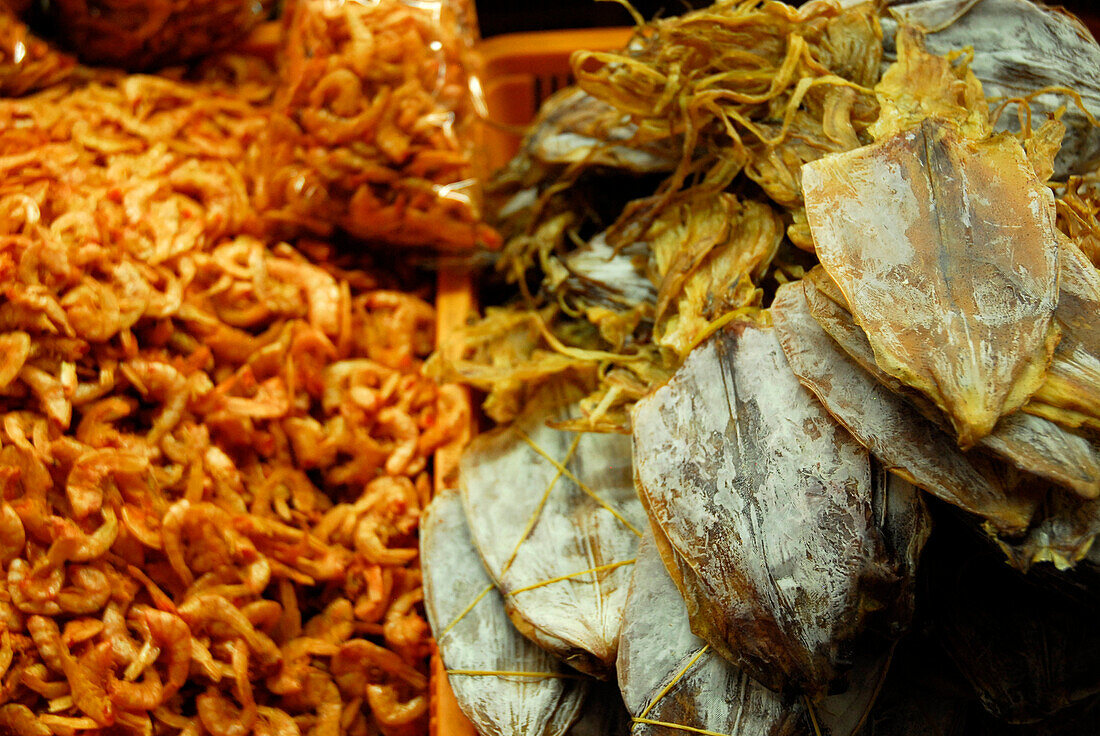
[630,718,735,736]
[638,645,710,721]
[517,428,644,537]
[509,559,637,595]
[439,583,495,641]
[446,669,584,680]
[804,694,823,736]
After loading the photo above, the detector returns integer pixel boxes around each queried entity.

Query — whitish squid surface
[421,489,588,736]
[771,281,1039,536]
[619,531,891,735]
[803,117,1060,448]
[460,381,645,677]
[802,266,1100,500]
[633,321,897,694]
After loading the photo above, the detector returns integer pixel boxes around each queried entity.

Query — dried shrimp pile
[260,0,500,252]
[0,20,464,736]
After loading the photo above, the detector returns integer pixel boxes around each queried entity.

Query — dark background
[473,0,1100,38]
[474,0,710,37]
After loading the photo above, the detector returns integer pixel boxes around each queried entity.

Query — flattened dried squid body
[633,320,901,695]
[420,489,588,736]
[459,380,645,678]
[771,281,1039,535]
[803,117,1061,448]
[803,267,1100,500]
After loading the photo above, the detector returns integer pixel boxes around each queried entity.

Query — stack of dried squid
[427,0,1100,734]
[0,4,481,736]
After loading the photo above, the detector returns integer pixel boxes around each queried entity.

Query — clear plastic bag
[49,0,273,70]
[259,0,500,251]
[0,6,75,95]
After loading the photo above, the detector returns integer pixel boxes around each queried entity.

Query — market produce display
[3,0,1100,733]
[0,3,480,735]
[427,0,1100,734]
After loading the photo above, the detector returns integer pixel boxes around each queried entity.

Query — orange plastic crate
[429,26,632,736]
[474,27,634,168]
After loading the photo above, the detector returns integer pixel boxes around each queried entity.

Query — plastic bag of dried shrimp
[258,0,501,252]
[46,0,274,70]
[0,5,75,94]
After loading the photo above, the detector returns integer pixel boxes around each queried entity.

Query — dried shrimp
[0,22,465,736]
[259,0,500,252]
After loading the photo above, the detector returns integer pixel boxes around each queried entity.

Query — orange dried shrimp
[258,0,500,252]
[0,37,465,736]
[48,0,273,70]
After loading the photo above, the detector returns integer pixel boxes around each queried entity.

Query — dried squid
[459,380,645,677]
[620,529,893,736]
[421,489,589,736]
[519,87,679,173]
[619,530,805,736]
[801,265,1100,501]
[648,192,784,357]
[883,0,1100,179]
[429,2,1100,735]
[632,320,927,694]
[1025,235,1100,436]
[433,0,885,432]
[802,32,1062,447]
[771,280,1040,536]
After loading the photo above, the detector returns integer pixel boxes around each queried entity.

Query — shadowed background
[473,0,1100,39]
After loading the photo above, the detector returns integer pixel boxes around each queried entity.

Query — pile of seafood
[0,3,476,736]
[260,0,500,252]
[427,0,1100,734]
